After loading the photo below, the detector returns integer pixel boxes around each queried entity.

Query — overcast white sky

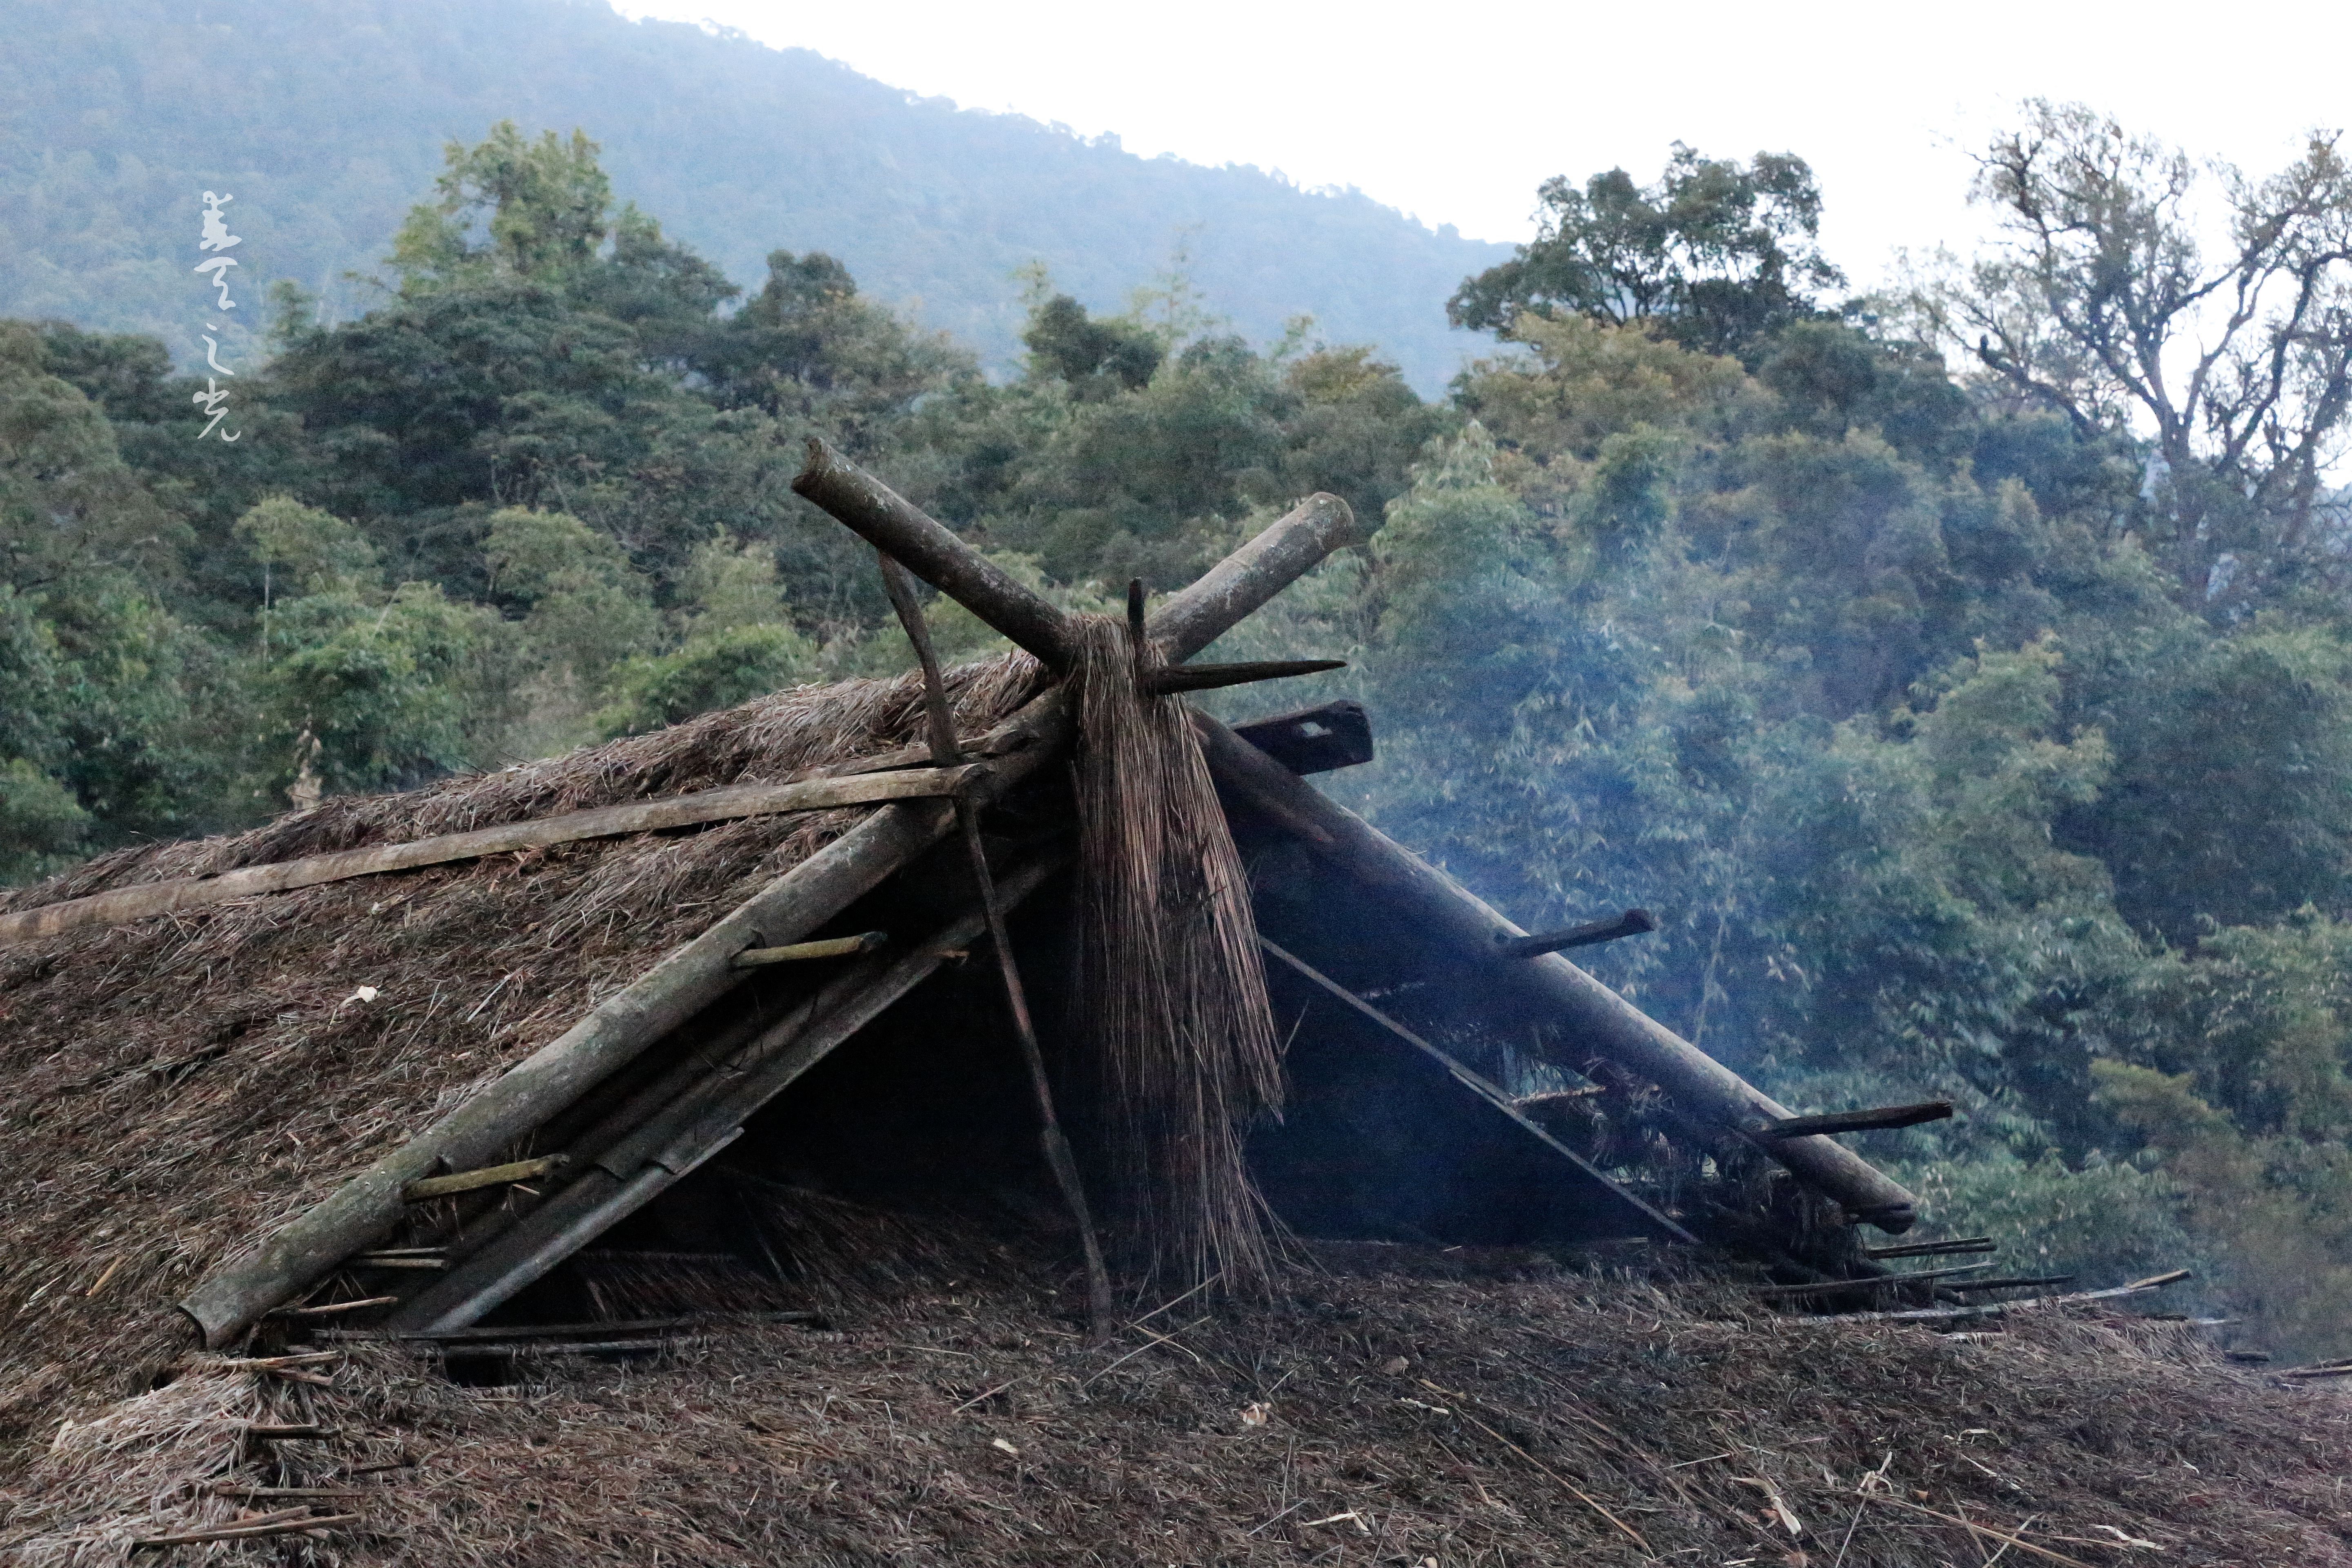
[617,0,2350,290]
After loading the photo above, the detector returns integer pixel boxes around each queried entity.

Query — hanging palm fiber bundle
[1067,612,1286,1290]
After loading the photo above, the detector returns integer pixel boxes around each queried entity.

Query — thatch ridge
[0,656,1044,1481]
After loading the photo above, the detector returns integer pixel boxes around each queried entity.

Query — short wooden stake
[402,1154,570,1202]
[731,931,887,967]
[1497,909,1658,960]
[1756,1101,1954,1138]
[267,1295,397,1319]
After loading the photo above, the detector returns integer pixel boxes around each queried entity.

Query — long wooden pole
[0,766,982,949]
[1190,708,1922,1232]
[878,552,1115,1327]
[1143,492,1366,663]
[794,439,1079,668]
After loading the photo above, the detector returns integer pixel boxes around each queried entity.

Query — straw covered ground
[3,1232,2345,1566]
[0,656,1047,1484]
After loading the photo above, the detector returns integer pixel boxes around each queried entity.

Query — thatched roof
[0,656,1045,1481]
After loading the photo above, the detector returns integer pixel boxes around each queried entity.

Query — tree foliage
[1450,145,1845,356]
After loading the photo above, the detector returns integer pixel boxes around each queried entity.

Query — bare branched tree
[1920,101,2352,606]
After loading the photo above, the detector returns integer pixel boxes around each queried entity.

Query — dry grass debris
[8,1231,2346,1566]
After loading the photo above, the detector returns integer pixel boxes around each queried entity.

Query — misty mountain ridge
[2,0,1511,389]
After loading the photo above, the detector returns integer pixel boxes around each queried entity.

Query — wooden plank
[1143,659,1346,695]
[1757,1101,1954,1138]
[0,764,984,948]
[1194,708,1924,1233]
[1233,700,1375,775]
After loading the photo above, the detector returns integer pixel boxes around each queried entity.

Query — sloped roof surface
[0,656,1043,1476]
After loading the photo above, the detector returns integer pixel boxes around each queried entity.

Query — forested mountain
[12,90,2352,1365]
[0,0,1507,391]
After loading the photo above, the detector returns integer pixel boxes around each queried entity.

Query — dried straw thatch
[0,656,1046,1481]
[7,1228,2347,1566]
[1069,615,1285,1292]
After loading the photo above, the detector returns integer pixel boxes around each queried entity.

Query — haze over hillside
[2,0,1511,389]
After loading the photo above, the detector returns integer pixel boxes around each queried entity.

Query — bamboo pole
[1191,708,1923,1232]
[401,1155,570,1201]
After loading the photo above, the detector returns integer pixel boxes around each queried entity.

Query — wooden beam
[1142,659,1346,695]
[1145,493,1368,663]
[1756,1101,1953,1138]
[1497,909,1657,960]
[0,764,983,949]
[1232,700,1374,775]
[1192,707,1923,1233]
[731,931,887,967]
[794,439,1078,668]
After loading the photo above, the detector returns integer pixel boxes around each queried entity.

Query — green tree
[1450,145,1845,357]
[1920,102,2352,607]
[390,122,614,291]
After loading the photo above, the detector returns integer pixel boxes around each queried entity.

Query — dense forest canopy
[0,0,1507,392]
[12,100,2352,1360]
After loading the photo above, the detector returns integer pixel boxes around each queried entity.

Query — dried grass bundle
[1067,615,1284,1290]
